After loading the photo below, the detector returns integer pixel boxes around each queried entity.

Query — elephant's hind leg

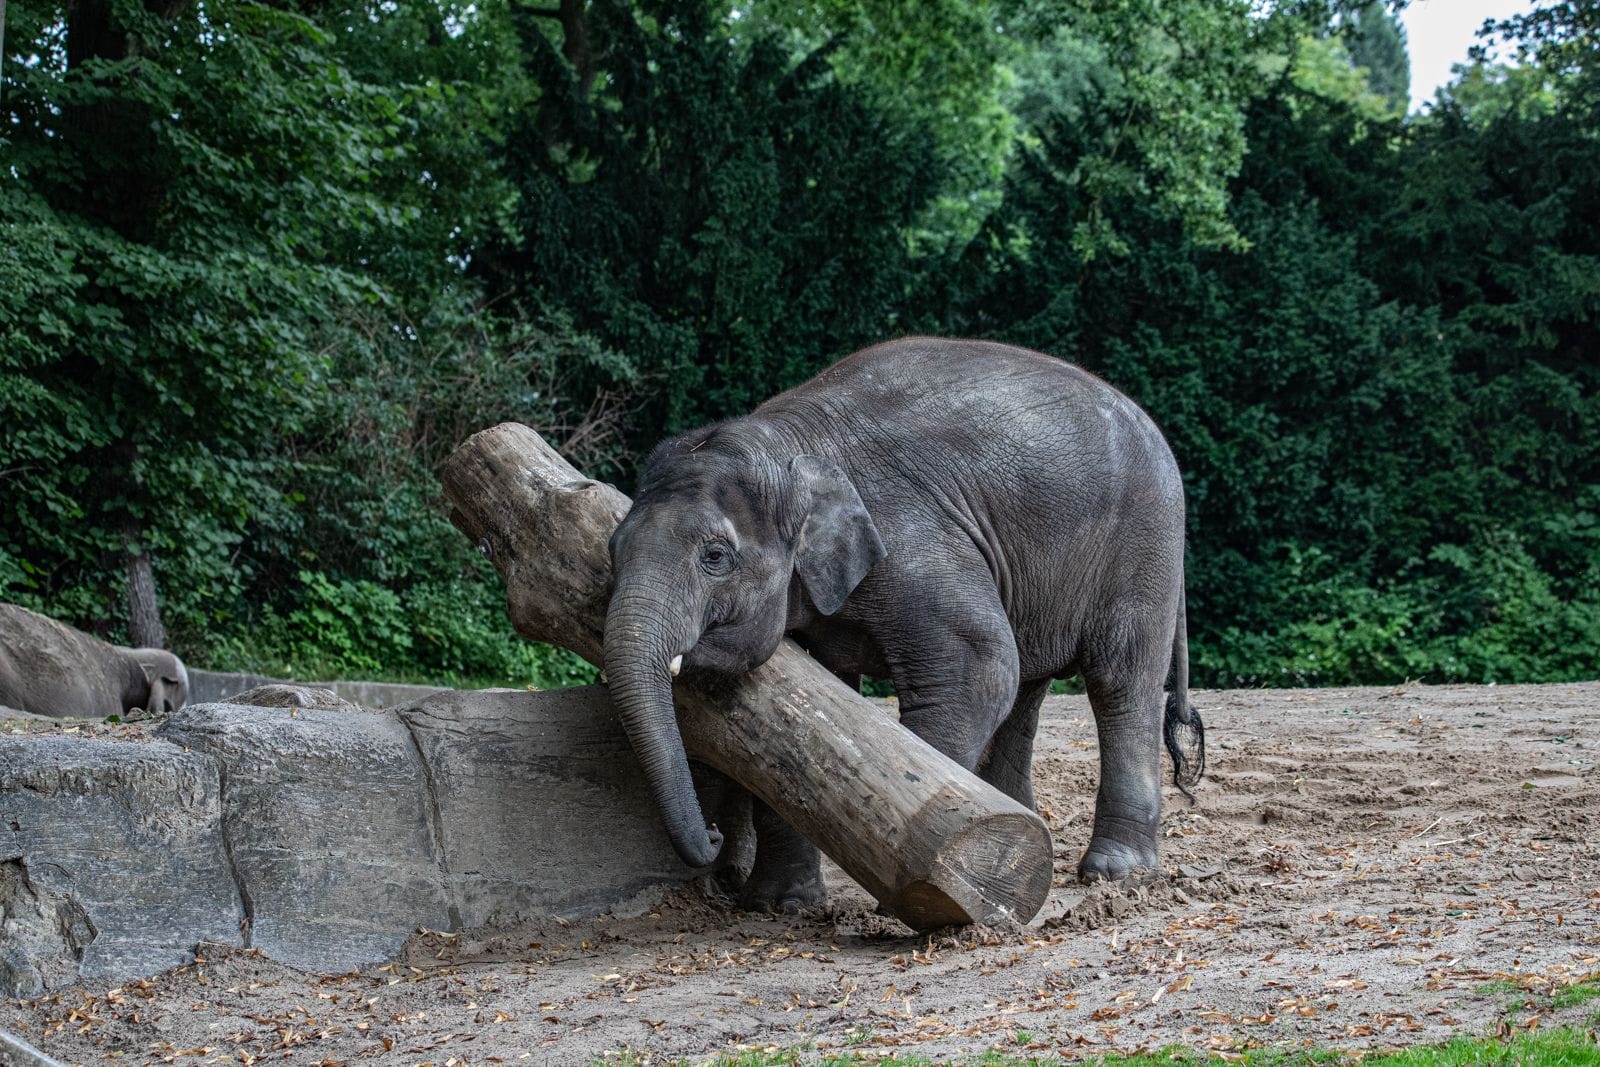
[1077,626,1170,883]
[978,678,1049,810]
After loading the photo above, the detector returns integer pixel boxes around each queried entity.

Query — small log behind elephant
[440,422,1053,929]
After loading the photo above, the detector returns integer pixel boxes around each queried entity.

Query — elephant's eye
[700,541,734,574]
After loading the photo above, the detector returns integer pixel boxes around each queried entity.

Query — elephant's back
[0,604,124,717]
[1,603,107,659]
[787,336,1104,409]
[771,337,1181,507]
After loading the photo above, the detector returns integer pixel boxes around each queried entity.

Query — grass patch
[1473,975,1600,1028]
[1554,982,1600,1013]
[591,1027,1600,1065]
[1365,1029,1600,1065]
[1478,982,1526,998]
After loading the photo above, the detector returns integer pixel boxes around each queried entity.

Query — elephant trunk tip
[676,823,725,869]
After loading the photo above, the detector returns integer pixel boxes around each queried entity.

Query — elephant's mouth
[684,613,786,676]
[683,628,764,676]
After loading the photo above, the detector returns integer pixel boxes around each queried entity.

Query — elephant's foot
[1077,836,1159,884]
[739,869,827,915]
[742,801,827,914]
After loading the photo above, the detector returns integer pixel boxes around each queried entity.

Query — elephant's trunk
[603,589,721,869]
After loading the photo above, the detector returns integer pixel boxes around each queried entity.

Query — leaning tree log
[440,423,1052,928]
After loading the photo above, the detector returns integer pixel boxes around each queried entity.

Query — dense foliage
[2,0,1596,689]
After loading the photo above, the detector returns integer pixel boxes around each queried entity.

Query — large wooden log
[440,423,1052,929]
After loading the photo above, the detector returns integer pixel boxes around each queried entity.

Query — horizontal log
[440,422,1052,928]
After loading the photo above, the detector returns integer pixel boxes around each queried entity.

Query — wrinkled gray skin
[604,338,1204,911]
[0,603,190,718]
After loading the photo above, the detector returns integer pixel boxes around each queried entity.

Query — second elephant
[0,603,190,719]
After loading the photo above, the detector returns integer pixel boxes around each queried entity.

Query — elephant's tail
[1164,585,1206,803]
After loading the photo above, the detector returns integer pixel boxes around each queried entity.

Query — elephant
[603,336,1205,912]
[0,603,190,719]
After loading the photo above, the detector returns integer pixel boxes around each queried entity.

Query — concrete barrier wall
[0,686,708,994]
[0,1024,65,1067]
[186,670,449,710]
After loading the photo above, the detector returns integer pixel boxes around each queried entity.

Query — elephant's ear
[791,455,886,616]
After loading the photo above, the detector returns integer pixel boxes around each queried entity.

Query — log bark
[440,422,1053,929]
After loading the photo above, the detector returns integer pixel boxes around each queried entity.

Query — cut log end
[891,810,1053,929]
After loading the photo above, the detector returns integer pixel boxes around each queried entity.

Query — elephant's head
[135,650,190,714]
[603,426,886,868]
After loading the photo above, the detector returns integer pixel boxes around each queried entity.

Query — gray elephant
[604,337,1205,912]
[0,603,190,718]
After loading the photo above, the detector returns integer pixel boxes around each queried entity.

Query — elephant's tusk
[669,655,683,677]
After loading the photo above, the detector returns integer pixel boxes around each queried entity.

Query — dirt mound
[7,682,1598,1064]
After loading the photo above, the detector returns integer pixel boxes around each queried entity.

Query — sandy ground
[7,681,1599,1066]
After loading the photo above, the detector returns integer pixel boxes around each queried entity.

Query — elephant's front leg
[1078,645,1167,882]
[882,583,1022,774]
[741,800,826,913]
[979,678,1050,809]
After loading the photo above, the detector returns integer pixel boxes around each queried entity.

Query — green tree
[933,2,1600,686]
[995,0,1285,258]
[742,0,1328,258]
[1287,33,1400,120]
[1,0,511,647]
[1341,0,1409,113]
[1476,0,1600,121]
[3,0,382,641]
[486,0,948,449]
[733,0,1016,253]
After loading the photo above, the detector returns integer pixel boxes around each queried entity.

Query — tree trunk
[530,0,595,96]
[65,0,193,240]
[125,542,167,649]
[439,422,1053,930]
[65,0,190,643]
